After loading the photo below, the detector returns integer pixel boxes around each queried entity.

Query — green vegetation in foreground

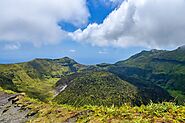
[0,86,16,94]
[12,92,184,123]
[0,47,185,122]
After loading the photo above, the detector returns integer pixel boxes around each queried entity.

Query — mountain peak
[177,45,185,51]
[30,57,78,66]
[53,57,78,65]
[150,49,159,52]
[32,58,51,62]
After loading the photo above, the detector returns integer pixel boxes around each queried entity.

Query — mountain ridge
[0,47,184,105]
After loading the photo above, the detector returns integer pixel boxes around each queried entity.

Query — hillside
[108,46,185,104]
[54,71,172,106]
[0,48,184,122]
[0,57,85,101]
[0,89,184,123]
[0,48,182,104]
[53,71,139,106]
[0,47,184,105]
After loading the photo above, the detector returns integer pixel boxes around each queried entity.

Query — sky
[0,0,185,64]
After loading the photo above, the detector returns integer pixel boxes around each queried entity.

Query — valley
[0,47,185,122]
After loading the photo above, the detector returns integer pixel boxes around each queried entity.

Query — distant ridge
[0,46,184,105]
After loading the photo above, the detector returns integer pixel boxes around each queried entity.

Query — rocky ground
[0,92,34,123]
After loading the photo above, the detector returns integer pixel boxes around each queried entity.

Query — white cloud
[70,0,185,49]
[98,51,108,54]
[99,0,123,7]
[69,49,76,53]
[4,43,21,50]
[109,0,123,5]
[0,0,89,47]
[98,48,108,54]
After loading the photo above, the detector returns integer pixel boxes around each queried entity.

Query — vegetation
[0,57,83,101]
[54,71,139,106]
[107,47,185,104]
[0,47,185,122]
[6,92,185,123]
[54,71,172,107]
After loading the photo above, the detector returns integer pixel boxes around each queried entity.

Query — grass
[0,56,184,122]
[0,62,62,102]
[111,49,185,104]
[53,71,140,107]
[12,93,185,123]
[0,86,16,94]
[168,90,185,104]
[0,57,85,102]
[11,68,60,101]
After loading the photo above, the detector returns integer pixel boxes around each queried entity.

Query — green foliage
[78,102,185,123]
[14,94,185,123]
[0,87,16,94]
[0,51,184,122]
[0,57,82,102]
[110,48,185,104]
[0,48,184,107]
[54,71,139,107]
[0,73,17,91]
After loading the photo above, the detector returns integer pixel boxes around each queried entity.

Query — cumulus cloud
[70,0,185,49]
[0,0,89,46]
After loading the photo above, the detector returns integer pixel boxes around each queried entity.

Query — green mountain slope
[108,46,185,103]
[53,71,139,106]
[0,48,184,122]
[0,57,85,101]
[0,47,184,105]
[53,71,172,106]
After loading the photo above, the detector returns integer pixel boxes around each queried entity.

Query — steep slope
[54,71,139,106]
[22,57,86,78]
[53,71,172,106]
[108,46,185,103]
[0,48,184,105]
[0,57,85,101]
[116,47,185,74]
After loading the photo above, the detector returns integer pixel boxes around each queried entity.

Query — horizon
[0,45,180,65]
[1,0,185,64]
[0,1,185,122]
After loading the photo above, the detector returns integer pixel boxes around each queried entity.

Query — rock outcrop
[0,92,35,123]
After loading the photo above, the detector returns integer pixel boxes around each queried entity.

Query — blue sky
[0,40,145,64]
[1,0,145,64]
[0,0,184,64]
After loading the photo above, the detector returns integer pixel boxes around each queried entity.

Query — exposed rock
[0,92,35,123]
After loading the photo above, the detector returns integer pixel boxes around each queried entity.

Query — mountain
[23,57,86,78]
[0,57,85,101]
[107,46,185,104]
[0,47,184,105]
[53,71,139,106]
[0,47,184,122]
[53,71,172,106]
